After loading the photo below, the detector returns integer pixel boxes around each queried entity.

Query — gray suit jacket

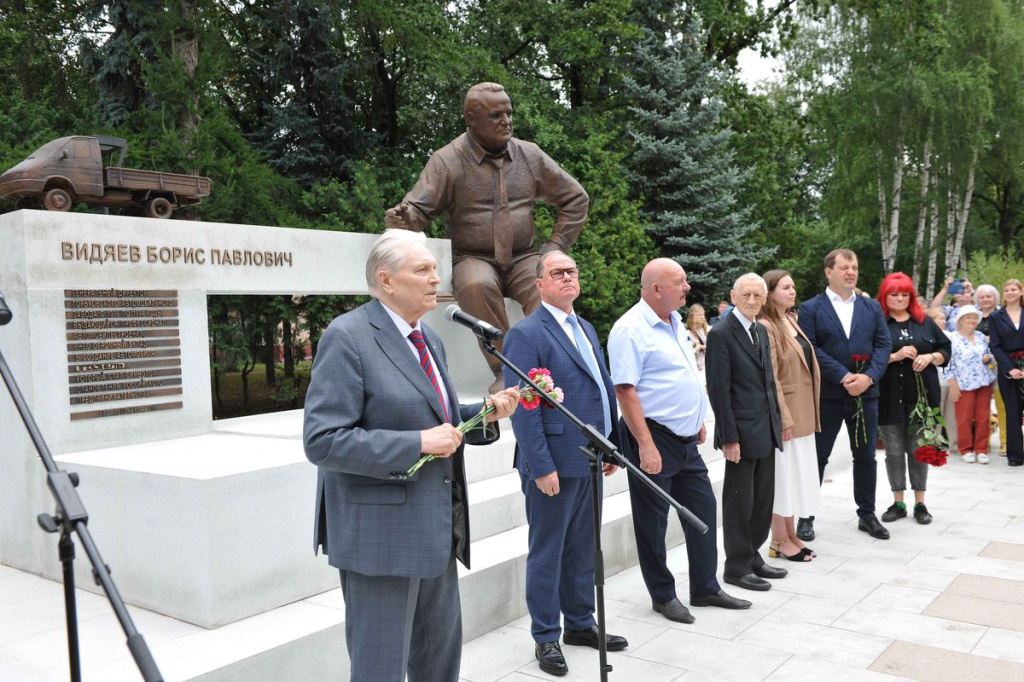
[303,299,483,578]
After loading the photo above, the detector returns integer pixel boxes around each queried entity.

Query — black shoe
[535,641,568,676]
[913,503,933,525]
[753,563,788,579]
[563,625,628,651]
[723,573,771,591]
[858,514,891,539]
[652,598,695,624]
[690,589,753,609]
[796,517,815,541]
[881,503,907,523]
[1010,460,1023,467]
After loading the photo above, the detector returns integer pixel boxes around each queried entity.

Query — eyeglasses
[549,268,579,281]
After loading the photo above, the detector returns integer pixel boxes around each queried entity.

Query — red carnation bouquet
[850,354,871,446]
[910,372,949,467]
[407,367,565,475]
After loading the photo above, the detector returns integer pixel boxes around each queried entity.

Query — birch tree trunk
[945,176,957,278]
[877,143,903,273]
[926,171,940,297]
[950,146,979,276]
[912,139,931,290]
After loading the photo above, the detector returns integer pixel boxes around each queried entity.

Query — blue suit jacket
[502,306,619,480]
[303,299,484,578]
[798,292,892,401]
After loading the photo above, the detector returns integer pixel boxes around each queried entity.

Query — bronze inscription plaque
[64,289,184,421]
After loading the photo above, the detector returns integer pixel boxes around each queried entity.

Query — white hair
[732,272,768,293]
[365,229,428,297]
[975,284,1001,307]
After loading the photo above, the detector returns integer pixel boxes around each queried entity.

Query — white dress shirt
[827,287,856,339]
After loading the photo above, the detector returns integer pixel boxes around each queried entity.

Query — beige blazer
[762,313,821,438]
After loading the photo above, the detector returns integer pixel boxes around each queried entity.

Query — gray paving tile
[831,603,987,653]
[766,654,916,682]
[629,628,791,682]
[768,567,879,602]
[829,557,958,592]
[734,615,891,668]
[768,593,854,626]
[908,549,1024,581]
[860,584,940,614]
[971,626,1024,664]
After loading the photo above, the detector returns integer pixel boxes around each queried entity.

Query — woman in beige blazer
[759,270,822,561]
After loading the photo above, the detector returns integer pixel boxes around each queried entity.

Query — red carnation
[852,354,870,363]
[913,444,948,467]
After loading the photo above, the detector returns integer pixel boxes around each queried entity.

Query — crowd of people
[302,232,1022,681]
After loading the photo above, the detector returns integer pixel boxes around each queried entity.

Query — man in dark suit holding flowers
[797,249,892,541]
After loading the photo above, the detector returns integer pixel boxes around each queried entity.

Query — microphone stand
[0,304,163,682]
[484,340,707,682]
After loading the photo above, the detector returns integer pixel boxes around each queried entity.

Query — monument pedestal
[0,210,461,626]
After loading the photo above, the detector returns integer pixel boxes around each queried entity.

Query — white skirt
[773,433,821,518]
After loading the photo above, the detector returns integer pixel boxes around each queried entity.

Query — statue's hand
[385,202,409,229]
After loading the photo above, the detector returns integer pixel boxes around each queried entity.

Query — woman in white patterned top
[946,305,997,464]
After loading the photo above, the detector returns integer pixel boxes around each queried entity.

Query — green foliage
[967,248,1024,292]
[624,21,772,304]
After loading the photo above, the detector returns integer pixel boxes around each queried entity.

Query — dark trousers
[521,474,598,643]
[622,420,720,603]
[816,396,879,517]
[997,375,1024,465]
[722,454,775,578]
[339,557,461,682]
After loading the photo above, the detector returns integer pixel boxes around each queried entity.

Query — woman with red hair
[876,273,951,525]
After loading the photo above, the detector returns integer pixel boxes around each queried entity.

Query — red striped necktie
[408,329,450,423]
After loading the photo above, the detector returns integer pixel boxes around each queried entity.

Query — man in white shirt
[797,249,892,541]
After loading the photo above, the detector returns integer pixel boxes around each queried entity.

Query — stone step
[59,449,738,681]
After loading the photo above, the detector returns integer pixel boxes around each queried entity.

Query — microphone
[445,305,503,341]
[0,292,10,326]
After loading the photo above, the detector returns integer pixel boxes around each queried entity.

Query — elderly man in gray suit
[304,228,519,682]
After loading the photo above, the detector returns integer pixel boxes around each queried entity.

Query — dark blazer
[303,299,488,578]
[877,316,951,425]
[989,307,1024,377]
[706,312,783,457]
[798,292,892,400]
[503,305,618,479]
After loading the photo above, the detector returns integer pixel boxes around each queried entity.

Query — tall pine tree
[625,21,770,303]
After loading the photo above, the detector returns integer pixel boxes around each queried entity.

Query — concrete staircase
[6,409,851,682]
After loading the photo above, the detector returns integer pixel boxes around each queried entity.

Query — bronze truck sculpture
[0,135,211,218]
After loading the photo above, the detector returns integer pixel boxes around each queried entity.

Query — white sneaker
[963,453,977,463]
[978,453,990,464]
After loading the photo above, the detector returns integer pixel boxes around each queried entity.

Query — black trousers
[722,454,775,578]
[997,375,1024,465]
[621,419,720,603]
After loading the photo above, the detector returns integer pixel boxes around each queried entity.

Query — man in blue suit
[798,249,892,540]
[503,251,627,677]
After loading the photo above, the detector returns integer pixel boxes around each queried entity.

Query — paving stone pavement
[1,446,1021,681]
[458,450,1024,682]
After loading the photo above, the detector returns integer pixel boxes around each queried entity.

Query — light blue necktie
[567,315,613,437]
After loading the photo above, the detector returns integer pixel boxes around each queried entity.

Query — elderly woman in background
[685,304,710,376]
[759,270,820,561]
[946,305,996,464]
[877,273,950,526]
[975,284,1007,456]
[988,279,1024,467]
